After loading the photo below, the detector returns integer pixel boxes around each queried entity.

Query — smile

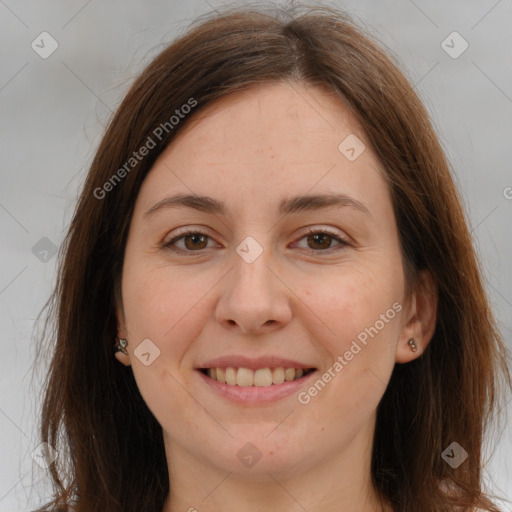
[200,366,316,386]
[197,366,318,405]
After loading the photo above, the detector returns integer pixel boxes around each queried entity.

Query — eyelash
[162,227,350,255]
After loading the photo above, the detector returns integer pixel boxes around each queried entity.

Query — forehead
[171,80,363,153]
[135,81,390,220]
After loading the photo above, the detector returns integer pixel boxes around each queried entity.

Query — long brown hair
[32,4,511,511]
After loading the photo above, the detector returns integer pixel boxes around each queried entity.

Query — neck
[161,416,393,512]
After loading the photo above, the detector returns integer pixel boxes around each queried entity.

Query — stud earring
[115,338,128,355]
[407,338,417,352]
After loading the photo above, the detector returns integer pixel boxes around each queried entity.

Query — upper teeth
[206,367,311,387]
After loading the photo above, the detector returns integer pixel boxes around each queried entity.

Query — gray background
[1,0,511,510]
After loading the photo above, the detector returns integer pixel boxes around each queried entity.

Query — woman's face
[116,81,422,479]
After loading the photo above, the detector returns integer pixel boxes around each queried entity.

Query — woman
[34,3,511,511]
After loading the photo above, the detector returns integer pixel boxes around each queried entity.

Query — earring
[115,338,128,355]
[407,338,417,352]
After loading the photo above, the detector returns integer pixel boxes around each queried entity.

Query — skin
[115,81,437,512]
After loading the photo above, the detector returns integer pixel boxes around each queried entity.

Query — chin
[206,433,315,477]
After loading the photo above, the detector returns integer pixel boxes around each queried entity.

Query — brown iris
[183,233,209,250]
[306,233,334,250]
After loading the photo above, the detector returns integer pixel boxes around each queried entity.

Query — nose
[215,244,293,335]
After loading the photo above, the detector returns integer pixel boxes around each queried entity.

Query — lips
[197,364,318,404]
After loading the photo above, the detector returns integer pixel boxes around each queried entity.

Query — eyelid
[162,226,218,247]
[299,226,348,241]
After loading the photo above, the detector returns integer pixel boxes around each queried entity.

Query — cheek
[122,258,203,337]
[294,268,402,440]
[300,262,403,364]
[121,259,223,393]
[121,261,209,430]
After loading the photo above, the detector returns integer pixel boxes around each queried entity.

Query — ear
[395,269,438,363]
[115,295,132,367]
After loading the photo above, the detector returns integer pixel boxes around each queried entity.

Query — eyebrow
[143,193,371,219]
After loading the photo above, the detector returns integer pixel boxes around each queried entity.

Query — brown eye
[295,230,349,253]
[163,228,349,255]
[306,233,334,250]
[182,233,209,250]
[164,231,213,253]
